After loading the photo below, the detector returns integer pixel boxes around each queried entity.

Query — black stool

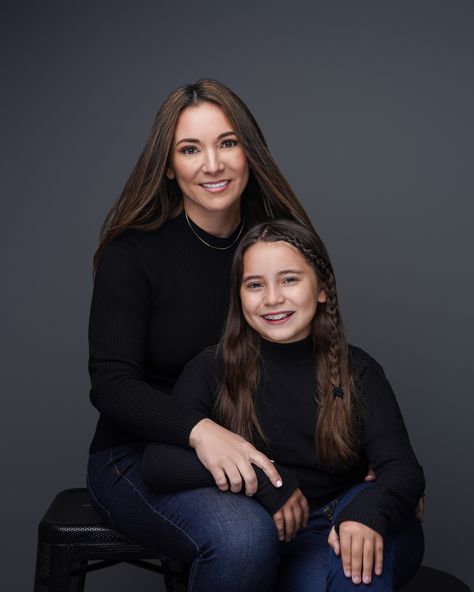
[33,488,188,592]
[34,488,471,592]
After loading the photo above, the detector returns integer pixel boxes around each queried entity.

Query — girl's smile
[240,241,326,344]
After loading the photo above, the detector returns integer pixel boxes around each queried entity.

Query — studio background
[3,1,473,590]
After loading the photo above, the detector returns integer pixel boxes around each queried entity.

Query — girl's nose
[263,285,285,306]
[202,149,224,174]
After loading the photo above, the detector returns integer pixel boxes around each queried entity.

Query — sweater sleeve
[142,444,298,515]
[334,352,425,538]
[88,237,206,447]
[142,349,300,514]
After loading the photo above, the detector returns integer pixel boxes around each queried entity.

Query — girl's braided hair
[216,219,361,471]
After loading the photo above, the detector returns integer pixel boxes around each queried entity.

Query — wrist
[189,418,214,448]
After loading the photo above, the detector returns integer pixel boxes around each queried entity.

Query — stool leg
[162,558,188,592]
[48,546,86,592]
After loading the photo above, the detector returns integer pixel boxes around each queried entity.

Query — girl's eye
[246,281,263,289]
[221,139,238,148]
[283,276,299,285]
[180,145,198,155]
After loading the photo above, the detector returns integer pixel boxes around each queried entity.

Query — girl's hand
[189,418,283,496]
[273,488,309,542]
[328,521,383,585]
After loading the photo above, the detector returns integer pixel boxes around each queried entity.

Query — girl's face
[240,241,326,344]
[167,102,249,229]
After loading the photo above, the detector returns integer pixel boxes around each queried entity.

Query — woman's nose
[202,149,224,174]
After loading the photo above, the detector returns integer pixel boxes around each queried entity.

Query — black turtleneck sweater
[88,212,244,452]
[142,338,425,538]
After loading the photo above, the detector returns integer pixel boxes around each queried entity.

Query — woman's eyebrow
[175,131,237,146]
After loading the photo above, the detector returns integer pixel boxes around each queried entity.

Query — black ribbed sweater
[88,212,244,452]
[142,338,425,538]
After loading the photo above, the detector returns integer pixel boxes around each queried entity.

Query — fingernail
[375,568,382,576]
[363,575,371,584]
[276,479,283,487]
[352,576,361,584]
[345,570,351,578]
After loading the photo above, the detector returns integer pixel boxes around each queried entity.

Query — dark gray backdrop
[3,1,473,590]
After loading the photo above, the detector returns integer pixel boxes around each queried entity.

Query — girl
[143,219,425,591]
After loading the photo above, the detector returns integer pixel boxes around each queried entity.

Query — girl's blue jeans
[87,444,423,592]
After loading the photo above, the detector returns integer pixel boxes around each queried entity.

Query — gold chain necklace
[184,212,245,251]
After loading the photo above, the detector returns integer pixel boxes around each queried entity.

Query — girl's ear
[166,167,175,180]
[317,289,327,303]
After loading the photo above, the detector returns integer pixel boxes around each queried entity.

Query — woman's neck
[183,202,242,237]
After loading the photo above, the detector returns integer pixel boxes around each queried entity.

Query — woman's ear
[317,289,327,304]
[166,167,175,180]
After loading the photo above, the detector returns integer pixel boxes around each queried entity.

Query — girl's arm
[334,348,425,539]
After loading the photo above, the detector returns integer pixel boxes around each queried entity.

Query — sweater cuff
[253,464,299,515]
[334,496,388,539]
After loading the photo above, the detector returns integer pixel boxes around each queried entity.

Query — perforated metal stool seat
[33,488,188,592]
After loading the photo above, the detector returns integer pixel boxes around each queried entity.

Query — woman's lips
[200,180,231,193]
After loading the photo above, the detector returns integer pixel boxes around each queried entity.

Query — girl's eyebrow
[175,131,237,146]
[242,269,304,282]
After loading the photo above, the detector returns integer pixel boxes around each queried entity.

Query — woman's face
[240,241,326,344]
[167,102,249,229]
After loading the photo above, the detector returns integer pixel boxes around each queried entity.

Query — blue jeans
[277,481,424,591]
[87,444,423,592]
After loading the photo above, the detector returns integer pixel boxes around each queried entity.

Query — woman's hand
[273,488,309,542]
[328,521,383,585]
[189,418,283,496]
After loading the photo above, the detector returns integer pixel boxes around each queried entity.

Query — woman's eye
[221,139,238,148]
[180,145,198,155]
[246,282,263,289]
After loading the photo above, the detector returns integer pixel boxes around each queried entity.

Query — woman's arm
[89,237,206,446]
[334,350,425,539]
[143,443,299,514]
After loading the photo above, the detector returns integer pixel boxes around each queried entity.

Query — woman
[87,79,315,592]
[142,220,425,591]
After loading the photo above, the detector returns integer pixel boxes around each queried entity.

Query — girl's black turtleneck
[143,337,425,538]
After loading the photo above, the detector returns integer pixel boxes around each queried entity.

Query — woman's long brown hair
[94,79,314,270]
[216,220,361,471]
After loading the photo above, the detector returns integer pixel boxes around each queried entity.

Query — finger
[301,496,310,528]
[273,511,285,541]
[283,505,296,542]
[237,463,258,496]
[292,499,305,532]
[223,464,244,493]
[362,539,374,584]
[339,530,352,577]
[251,453,283,488]
[328,527,340,555]
[364,467,376,481]
[350,536,363,585]
[374,537,384,576]
[210,467,229,491]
